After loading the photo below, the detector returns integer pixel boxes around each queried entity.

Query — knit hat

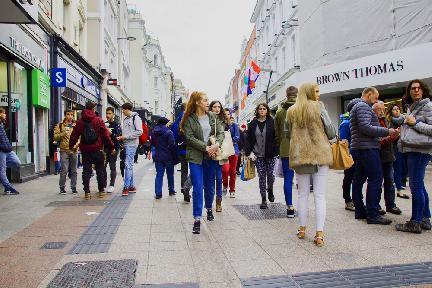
[157,117,170,126]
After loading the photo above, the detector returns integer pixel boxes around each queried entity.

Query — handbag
[275,158,284,178]
[209,120,235,161]
[400,103,432,149]
[329,138,354,170]
[241,158,256,181]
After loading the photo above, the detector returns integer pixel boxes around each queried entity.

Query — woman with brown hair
[396,79,432,233]
[245,103,278,209]
[286,83,336,247]
[180,92,225,234]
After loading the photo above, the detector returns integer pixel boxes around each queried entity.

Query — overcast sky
[128,0,255,103]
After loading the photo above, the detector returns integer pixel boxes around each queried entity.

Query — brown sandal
[297,226,306,239]
[314,231,324,247]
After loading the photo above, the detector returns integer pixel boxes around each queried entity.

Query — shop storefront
[0,23,51,182]
[297,42,432,127]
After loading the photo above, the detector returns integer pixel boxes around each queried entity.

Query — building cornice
[250,0,264,23]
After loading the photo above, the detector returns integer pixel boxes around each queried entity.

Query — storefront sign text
[316,60,404,85]
[31,69,50,109]
[9,36,43,69]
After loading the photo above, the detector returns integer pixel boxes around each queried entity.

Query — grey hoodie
[347,98,389,150]
[122,112,143,146]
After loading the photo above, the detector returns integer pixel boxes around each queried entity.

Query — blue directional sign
[51,68,67,87]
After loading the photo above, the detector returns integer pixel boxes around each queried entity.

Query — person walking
[245,103,278,210]
[180,91,224,234]
[373,101,402,215]
[105,107,122,193]
[339,112,355,211]
[275,86,297,218]
[172,103,191,202]
[209,100,227,212]
[221,111,240,200]
[152,117,177,199]
[347,87,398,224]
[116,103,143,196]
[396,80,432,233]
[54,110,78,195]
[287,83,335,247]
[69,102,115,200]
[387,103,410,199]
[236,124,248,175]
[0,107,21,195]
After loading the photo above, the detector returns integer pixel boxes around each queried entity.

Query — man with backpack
[116,103,143,196]
[69,102,115,200]
[53,109,79,195]
[105,107,122,193]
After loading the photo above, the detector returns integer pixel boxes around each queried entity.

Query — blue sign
[51,68,67,87]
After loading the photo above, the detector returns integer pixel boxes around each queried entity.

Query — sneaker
[59,188,67,195]
[421,218,432,230]
[207,209,214,221]
[367,216,392,225]
[71,188,78,194]
[222,187,228,196]
[386,206,402,215]
[229,191,235,198]
[192,220,200,234]
[122,188,129,197]
[169,191,176,196]
[396,220,422,234]
[155,195,162,199]
[128,186,137,193]
[215,198,222,212]
[260,200,268,209]
[183,191,191,203]
[84,192,91,200]
[287,208,296,218]
[107,186,115,193]
[268,191,275,202]
[98,191,107,198]
[4,188,19,195]
[345,201,355,211]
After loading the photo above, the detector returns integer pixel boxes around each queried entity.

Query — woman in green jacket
[180,91,225,234]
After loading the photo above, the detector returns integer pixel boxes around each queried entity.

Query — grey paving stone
[41,242,68,250]
[233,203,289,220]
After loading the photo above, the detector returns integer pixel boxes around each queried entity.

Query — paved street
[1,160,432,288]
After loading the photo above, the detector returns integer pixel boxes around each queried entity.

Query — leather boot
[216,198,222,212]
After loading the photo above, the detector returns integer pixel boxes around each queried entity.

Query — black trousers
[82,151,106,193]
[105,150,118,186]
[342,165,355,203]
[179,155,189,189]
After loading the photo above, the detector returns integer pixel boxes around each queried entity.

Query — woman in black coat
[245,103,279,209]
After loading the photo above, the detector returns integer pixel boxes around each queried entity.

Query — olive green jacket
[183,112,225,164]
[274,100,295,158]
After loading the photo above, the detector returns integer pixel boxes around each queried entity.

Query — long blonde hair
[180,91,206,132]
[287,83,321,128]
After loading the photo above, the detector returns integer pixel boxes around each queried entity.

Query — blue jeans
[406,152,431,223]
[351,149,382,219]
[394,150,408,190]
[124,145,137,188]
[0,151,21,190]
[382,162,396,210]
[215,164,222,198]
[190,160,217,218]
[155,161,175,196]
[281,158,294,206]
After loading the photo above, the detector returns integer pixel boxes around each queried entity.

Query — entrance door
[34,107,48,172]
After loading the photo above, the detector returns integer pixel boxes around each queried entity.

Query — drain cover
[134,284,199,288]
[41,242,67,250]
[233,203,288,220]
[48,259,137,288]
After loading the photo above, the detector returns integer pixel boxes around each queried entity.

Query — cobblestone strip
[68,195,134,254]
[241,262,432,287]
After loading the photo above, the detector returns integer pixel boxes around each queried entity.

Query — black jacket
[245,117,278,159]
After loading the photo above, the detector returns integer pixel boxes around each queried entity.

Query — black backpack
[81,121,98,145]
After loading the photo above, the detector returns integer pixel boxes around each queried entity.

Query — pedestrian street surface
[1,160,432,288]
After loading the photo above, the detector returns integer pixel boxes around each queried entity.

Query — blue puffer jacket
[0,123,12,153]
[151,124,176,162]
[228,123,240,155]
[339,116,351,144]
[348,98,389,150]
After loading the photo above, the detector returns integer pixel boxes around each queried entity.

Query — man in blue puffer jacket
[348,87,398,225]
[339,112,355,211]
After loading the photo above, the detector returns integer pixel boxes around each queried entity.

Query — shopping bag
[275,158,284,178]
[243,158,256,180]
[330,139,354,170]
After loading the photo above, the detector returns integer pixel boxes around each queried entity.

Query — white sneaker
[107,186,115,193]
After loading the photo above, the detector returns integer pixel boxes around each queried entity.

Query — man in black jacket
[0,107,21,195]
[105,107,122,193]
[348,87,398,225]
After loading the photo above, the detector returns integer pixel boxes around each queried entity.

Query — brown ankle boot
[314,231,324,247]
[216,198,222,212]
[297,226,306,239]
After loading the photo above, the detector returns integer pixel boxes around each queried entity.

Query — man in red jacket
[70,102,115,200]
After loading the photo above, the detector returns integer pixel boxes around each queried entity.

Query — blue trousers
[124,145,137,188]
[190,160,217,218]
[406,152,431,223]
[351,149,382,219]
[155,161,175,197]
[382,162,396,210]
[215,164,222,198]
[394,150,408,190]
[281,158,294,206]
[0,151,21,190]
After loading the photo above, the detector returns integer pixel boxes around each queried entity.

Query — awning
[0,0,38,24]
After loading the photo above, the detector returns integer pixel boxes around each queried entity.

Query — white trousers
[296,165,329,232]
